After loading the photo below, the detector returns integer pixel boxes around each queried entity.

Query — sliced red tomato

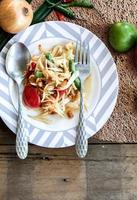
[23,85,41,108]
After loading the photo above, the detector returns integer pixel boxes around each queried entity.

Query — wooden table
[1,0,137,199]
[1,121,137,200]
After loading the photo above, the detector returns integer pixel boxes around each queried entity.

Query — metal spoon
[6,42,31,159]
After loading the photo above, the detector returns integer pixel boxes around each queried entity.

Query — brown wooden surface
[1,119,137,199]
[1,143,137,200]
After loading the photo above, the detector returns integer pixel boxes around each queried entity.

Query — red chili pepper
[55,11,65,21]
[29,62,36,71]
[23,85,41,108]
[59,89,66,96]
[25,62,36,78]
[25,70,32,79]
[63,0,73,2]
[53,87,67,98]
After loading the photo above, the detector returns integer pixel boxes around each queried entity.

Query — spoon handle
[16,99,29,159]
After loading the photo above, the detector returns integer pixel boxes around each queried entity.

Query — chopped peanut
[66,107,74,118]
[37,81,43,87]
[65,42,74,50]
[69,91,79,101]
[59,79,68,87]
[29,75,37,86]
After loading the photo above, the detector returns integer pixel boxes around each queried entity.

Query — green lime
[109,22,137,52]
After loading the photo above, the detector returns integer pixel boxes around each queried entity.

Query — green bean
[45,52,54,63]
[69,59,81,90]
[69,59,76,72]
[74,78,81,90]
[61,0,94,8]
[35,71,43,78]
[46,0,75,19]
[54,6,75,19]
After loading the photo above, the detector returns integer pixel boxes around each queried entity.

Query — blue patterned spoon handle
[16,98,29,159]
[75,88,88,158]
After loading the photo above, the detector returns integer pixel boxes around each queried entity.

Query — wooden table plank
[0,119,15,145]
[0,159,87,200]
[1,144,137,200]
[0,144,137,160]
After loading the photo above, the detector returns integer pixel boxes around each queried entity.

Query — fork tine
[79,42,83,64]
[74,42,79,63]
[87,44,90,65]
[83,42,86,65]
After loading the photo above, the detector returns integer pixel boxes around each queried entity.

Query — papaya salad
[23,42,84,123]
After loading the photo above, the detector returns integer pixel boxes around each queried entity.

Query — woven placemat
[17,0,137,142]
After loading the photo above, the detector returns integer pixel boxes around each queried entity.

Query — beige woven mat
[31,0,137,143]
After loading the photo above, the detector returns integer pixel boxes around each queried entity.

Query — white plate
[0,21,119,148]
[9,37,101,131]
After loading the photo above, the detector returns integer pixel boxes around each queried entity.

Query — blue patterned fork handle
[16,97,29,159]
[75,86,88,158]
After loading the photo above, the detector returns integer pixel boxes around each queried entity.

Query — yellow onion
[0,0,33,34]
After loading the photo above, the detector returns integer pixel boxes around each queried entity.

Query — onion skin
[0,0,33,34]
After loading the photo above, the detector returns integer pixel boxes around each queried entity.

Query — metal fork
[75,42,91,158]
